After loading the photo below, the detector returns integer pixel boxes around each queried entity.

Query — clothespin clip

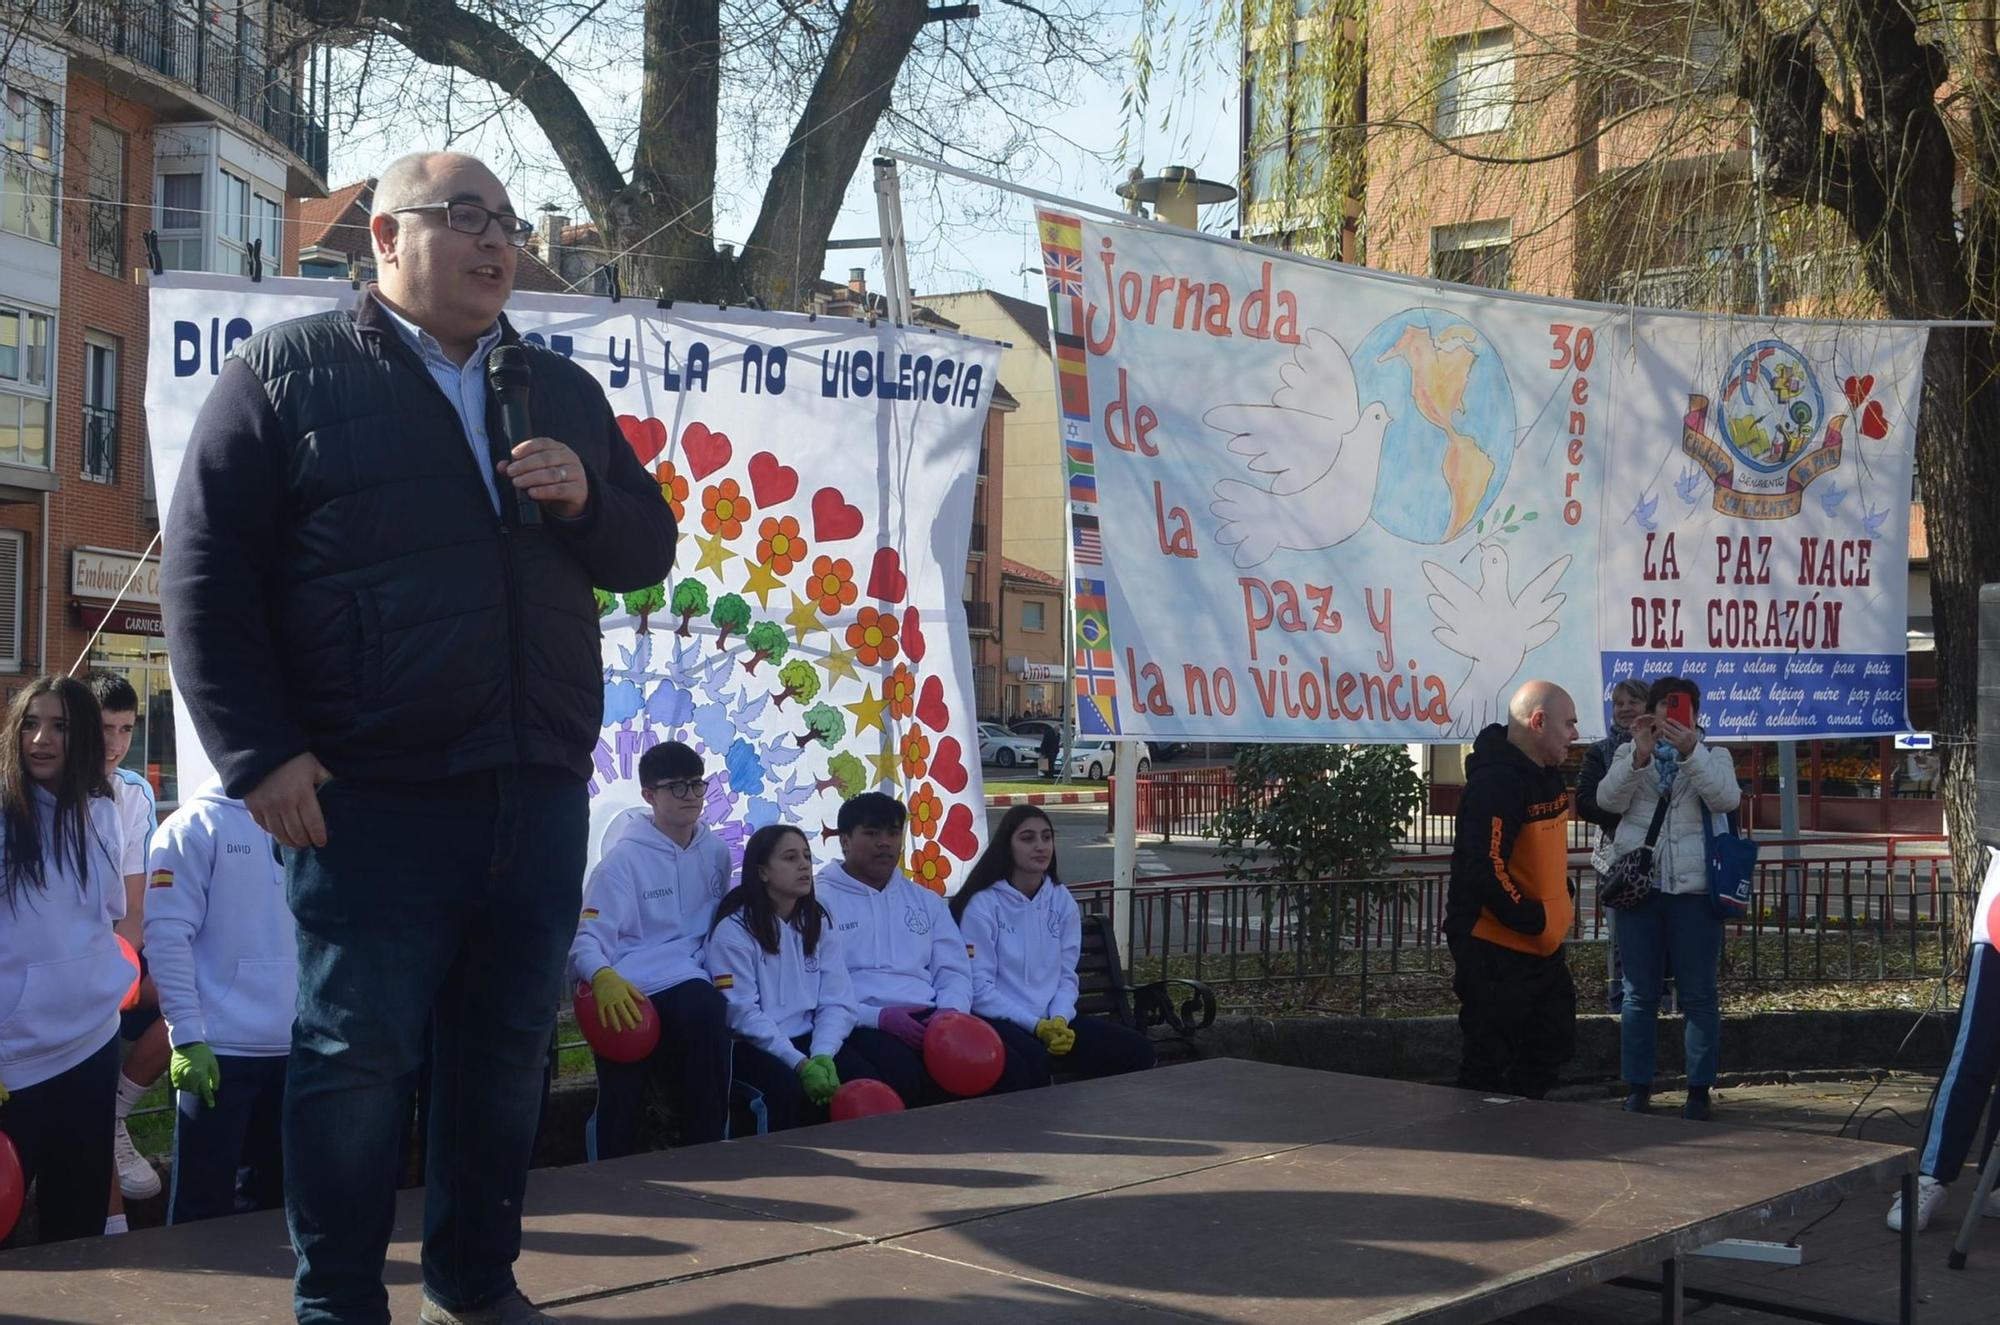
[141,230,163,276]
[599,264,621,302]
[656,288,673,310]
[248,238,264,282]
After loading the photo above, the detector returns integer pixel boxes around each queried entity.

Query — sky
[323,0,1241,302]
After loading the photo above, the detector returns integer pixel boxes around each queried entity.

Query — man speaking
[163,152,676,1325]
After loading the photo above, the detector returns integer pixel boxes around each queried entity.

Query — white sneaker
[1886,1174,1947,1233]
[112,1118,161,1200]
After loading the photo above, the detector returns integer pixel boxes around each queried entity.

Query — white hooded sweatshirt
[570,819,731,995]
[814,862,972,1026]
[957,877,1081,1031]
[704,907,856,1069]
[142,781,295,1056]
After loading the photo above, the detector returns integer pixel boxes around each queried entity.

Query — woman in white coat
[1594,676,1741,1120]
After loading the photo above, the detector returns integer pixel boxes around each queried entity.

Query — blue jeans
[1921,943,2000,1182]
[171,1052,287,1224]
[1617,889,1722,1087]
[283,767,586,1325]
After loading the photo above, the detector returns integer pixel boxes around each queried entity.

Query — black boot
[1683,1086,1712,1121]
[1623,1087,1652,1114]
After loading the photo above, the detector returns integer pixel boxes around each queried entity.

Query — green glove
[1034,1016,1074,1055]
[590,967,646,1032]
[797,1054,840,1106]
[0,1069,9,1106]
[170,1042,221,1109]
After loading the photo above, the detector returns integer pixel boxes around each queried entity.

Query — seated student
[952,806,1155,1083]
[143,778,295,1223]
[0,677,130,1246]
[706,824,883,1132]
[815,793,1039,1105]
[570,742,733,1157]
[85,670,167,1215]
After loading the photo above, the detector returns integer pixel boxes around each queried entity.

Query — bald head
[372,152,492,219]
[1506,679,1578,767]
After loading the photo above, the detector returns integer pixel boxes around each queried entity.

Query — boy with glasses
[569,742,733,1157]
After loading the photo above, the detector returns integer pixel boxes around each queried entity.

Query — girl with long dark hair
[951,805,1153,1083]
[706,824,885,1131]
[0,676,132,1244]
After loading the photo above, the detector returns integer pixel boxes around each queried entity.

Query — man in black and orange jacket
[1445,680,1580,1099]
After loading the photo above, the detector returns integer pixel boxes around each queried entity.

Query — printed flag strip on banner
[1037,210,1926,744]
[1038,209,1122,736]
[145,273,1003,887]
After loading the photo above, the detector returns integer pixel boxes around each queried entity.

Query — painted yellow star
[820,639,861,688]
[742,558,784,608]
[844,685,887,736]
[785,592,822,646]
[692,531,736,577]
[869,744,901,789]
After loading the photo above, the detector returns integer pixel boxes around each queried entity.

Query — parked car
[977,723,1041,769]
[1008,718,1063,744]
[1064,739,1152,781]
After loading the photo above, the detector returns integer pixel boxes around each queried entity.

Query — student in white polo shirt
[143,778,295,1223]
[815,792,1038,1104]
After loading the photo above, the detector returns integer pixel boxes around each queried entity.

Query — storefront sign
[76,602,164,636]
[1007,658,1061,681]
[72,547,161,605]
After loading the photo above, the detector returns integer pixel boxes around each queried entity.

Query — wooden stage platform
[0,1059,1916,1324]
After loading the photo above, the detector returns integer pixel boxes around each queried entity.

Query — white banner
[146,274,1000,889]
[1036,211,1925,742]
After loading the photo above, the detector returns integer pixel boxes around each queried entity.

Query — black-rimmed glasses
[391,201,535,248]
[647,779,705,800]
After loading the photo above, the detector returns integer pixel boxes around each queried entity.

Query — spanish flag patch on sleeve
[965,944,976,959]
[713,973,735,990]
[579,907,599,921]
[148,868,174,889]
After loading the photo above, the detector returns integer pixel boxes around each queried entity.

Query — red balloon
[924,1011,1005,1097]
[830,1078,905,1121]
[572,982,660,1063]
[0,1131,22,1245]
[116,934,141,1013]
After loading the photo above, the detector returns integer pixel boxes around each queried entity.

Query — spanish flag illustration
[579,907,599,921]
[712,973,735,990]
[148,868,174,889]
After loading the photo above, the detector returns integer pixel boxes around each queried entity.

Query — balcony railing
[86,196,123,275]
[83,404,118,484]
[962,600,994,631]
[31,0,328,179]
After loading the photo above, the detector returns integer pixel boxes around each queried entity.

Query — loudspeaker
[1980,584,2000,847]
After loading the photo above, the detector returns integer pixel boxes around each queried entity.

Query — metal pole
[870,157,914,325]
[1112,741,1139,972]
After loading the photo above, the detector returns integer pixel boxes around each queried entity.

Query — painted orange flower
[908,783,944,841]
[900,727,931,780]
[809,555,857,615]
[845,605,900,667]
[885,663,916,721]
[701,478,751,540]
[756,515,807,575]
[908,842,951,894]
[653,461,688,522]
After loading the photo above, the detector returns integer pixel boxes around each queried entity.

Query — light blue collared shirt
[377,301,505,513]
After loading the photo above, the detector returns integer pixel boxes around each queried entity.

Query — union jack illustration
[1044,248,1085,298]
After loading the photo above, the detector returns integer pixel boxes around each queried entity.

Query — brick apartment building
[1236,2,1939,830]
[0,1,329,804]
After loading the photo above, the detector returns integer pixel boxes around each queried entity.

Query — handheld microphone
[487,344,542,527]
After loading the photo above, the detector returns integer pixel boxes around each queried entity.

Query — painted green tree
[709,592,750,651]
[797,702,846,749]
[671,580,710,636]
[818,750,868,798]
[743,621,789,674]
[622,582,667,634]
[774,658,820,708]
[593,588,616,619]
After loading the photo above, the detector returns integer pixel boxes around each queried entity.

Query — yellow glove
[590,967,646,1032]
[0,1070,9,1106]
[1035,1016,1075,1056]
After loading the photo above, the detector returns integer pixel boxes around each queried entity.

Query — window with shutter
[0,530,24,669]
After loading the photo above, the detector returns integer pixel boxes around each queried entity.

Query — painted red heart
[748,451,798,507]
[1861,399,1889,440]
[617,415,668,467]
[939,802,979,861]
[916,675,950,732]
[930,737,968,794]
[1842,374,1875,410]
[812,488,864,542]
[681,423,732,480]
[867,547,908,604]
[902,606,925,665]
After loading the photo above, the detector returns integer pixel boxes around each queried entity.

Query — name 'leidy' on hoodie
[0,791,130,1090]
[571,820,731,995]
[704,908,856,1070]
[958,877,1081,1032]
[814,862,972,1026]
[142,780,295,1057]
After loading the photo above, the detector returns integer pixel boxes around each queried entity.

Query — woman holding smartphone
[1592,676,1740,1120]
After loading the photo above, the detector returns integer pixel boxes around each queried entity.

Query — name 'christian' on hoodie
[814,862,972,1026]
[957,877,1081,1032]
[570,819,731,995]
[704,909,857,1070]
[142,780,295,1057]
[0,791,130,1090]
